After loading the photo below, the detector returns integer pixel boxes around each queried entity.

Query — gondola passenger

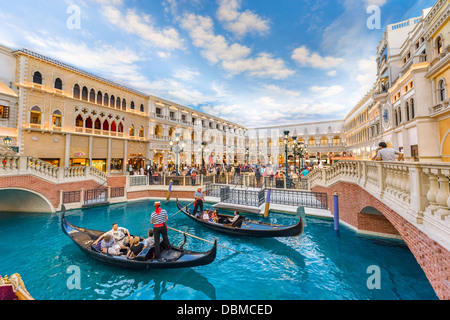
[201,210,210,221]
[100,234,121,255]
[127,237,144,259]
[93,223,131,250]
[210,209,219,223]
[142,229,155,249]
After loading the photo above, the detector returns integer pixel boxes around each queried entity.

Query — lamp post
[198,141,208,175]
[298,142,306,173]
[170,133,185,176]
[283,131,290,188]
[292,136,298,174]
[245,147,249,166]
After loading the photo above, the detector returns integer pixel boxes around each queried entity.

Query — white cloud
[310,85,344,97]
[292,46,344,70]
[172,67,201,81]
[261,84,300,97]
[366,0,387,6]
[180,13,294,79]
[217,0,270,38]
[97,1,184,51]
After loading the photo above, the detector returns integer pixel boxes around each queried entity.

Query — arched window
[308,137,316,147]
[129,125,135,137]
[94,118,102,130]
[110,95,115,108]
[89,89,96,103]
[333,136,341,146]
[54,78,63,90]
[118,123,124,133]
[52,110,62,127]
[104,93,109,106]
[437,36,443,55]
[116,97,121,109]
[439,79,446,101]
[85,117,93,129]
[140,104,145,113]
[411,99,415,119]
[102,120,109,131]
[130,101,135,110]
[395,110,399,126]
[33,71,42,85]
[75,114,84,128]
[139,126,144,138]
[155,125,163,137]
[97,91,103,105]
[320,137,328,146]
[73,84,80,99]
[122,99,126,111]
[111,121,117,132]
[82,87,88,101]
[405,102,410,122]
[30,106,42,124]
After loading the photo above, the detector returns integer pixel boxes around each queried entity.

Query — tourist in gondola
[126,237,144,259]
[93,223,131,251]
[210,209,219,223]
[192,187,204,217]
[201,210,210,221]
[142,229,155,249]
[99,234,121,255]
[150,202,171,259]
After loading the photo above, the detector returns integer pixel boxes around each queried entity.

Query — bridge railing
[0,154,108,184]
[308,160,450,250]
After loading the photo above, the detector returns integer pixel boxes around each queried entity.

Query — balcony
[430,99,450,117]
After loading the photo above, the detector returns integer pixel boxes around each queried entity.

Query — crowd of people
[128,161,318,181]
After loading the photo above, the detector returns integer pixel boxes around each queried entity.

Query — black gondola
[61,206,217,270]
[176,199,303,238]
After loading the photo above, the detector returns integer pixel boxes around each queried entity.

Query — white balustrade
[308,160,450,250]
[0,154,108,185]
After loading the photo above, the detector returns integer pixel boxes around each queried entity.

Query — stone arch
[0,188,55,213]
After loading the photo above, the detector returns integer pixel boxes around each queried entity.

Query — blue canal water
[0,200,438,300]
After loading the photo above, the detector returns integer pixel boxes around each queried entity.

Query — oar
[168,226,242,254]
[169,201,196,219]
[165,181,173,204]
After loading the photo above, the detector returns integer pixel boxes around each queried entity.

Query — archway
[0,188,55,213]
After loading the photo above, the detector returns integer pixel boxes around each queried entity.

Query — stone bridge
[308,160,450,300]
[0,155,109,213]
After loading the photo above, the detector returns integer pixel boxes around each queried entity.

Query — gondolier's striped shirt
[151,209,168,227]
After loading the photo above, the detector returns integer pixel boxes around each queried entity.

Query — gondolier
[150,202,171,259]
[192,187,204,218]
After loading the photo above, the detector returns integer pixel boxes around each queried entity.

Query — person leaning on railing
[372,142,404,161]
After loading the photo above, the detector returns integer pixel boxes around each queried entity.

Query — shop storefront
[40,158,60,167]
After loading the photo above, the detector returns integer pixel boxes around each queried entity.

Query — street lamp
[292,136,298,174]
[245,147,249,165]
[283,131,290,188]
[198,141,208,175]
[170,133,185,176]
[3,136,12,149]
[298,142,307,174]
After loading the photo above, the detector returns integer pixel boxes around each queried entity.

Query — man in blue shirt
[150,202,171,259]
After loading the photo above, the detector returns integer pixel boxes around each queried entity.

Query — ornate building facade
[0,47,247,174]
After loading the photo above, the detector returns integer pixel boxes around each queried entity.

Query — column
[65,133,71,168]
[107,138,112,175]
